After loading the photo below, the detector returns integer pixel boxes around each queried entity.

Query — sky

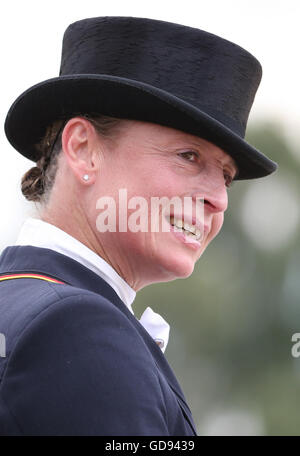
[1,0,299,246]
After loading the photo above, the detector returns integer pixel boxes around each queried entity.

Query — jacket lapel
[0,245,197,434]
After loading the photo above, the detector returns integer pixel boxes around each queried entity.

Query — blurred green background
[132,122,300,435]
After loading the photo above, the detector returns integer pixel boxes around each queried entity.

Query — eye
[179,151,236,188]
[178,150,199,162]
[224,173,235,189]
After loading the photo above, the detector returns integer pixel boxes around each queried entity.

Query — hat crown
[60,16,262,137]
[5,15,277,180]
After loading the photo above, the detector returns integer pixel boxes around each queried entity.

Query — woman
[0,16,277,436]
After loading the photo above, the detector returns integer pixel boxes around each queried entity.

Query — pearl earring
[82,174,89,181]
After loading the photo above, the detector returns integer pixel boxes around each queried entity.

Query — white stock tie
[138,307,170,353]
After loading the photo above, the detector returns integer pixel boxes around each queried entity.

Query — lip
[165,211,210,234]
[168,224,203,250]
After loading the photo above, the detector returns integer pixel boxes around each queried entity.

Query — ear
[61,116,100,184]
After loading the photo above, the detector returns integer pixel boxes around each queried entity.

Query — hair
[20,114,125,205]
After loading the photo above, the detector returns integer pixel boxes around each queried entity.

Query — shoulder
[0,278,130,360]
[2,285,160,398]
[0,287,168,435]
[12,283,145,362]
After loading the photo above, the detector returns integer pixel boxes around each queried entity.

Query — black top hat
[4,16,278,180]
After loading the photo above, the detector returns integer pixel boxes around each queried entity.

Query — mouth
[165,214,207,243]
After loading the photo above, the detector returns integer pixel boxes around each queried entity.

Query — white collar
[14,217,136,314]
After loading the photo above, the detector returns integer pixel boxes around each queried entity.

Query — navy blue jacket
[0,245,197,436]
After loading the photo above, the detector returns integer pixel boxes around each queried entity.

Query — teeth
[169,216,202,241]
[184,222,196,234]
[173,217,183,228]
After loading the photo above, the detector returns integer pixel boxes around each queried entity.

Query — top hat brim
[4,74,278,180]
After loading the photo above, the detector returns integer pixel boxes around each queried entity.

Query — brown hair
[20,114,125,205]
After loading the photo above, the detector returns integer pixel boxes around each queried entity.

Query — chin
[156,251,195,281]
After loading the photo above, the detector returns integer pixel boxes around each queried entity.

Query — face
[79,120,238,291]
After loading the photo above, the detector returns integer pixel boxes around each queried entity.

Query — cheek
[206,213,224,245]
[212,213,224,235]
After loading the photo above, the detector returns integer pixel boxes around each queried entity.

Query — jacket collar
[0,245,197,434]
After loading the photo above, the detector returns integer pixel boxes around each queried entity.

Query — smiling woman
[0,16,278,436]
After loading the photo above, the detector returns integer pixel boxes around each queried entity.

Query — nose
[202,190,228,214]
[192,170,229,215]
